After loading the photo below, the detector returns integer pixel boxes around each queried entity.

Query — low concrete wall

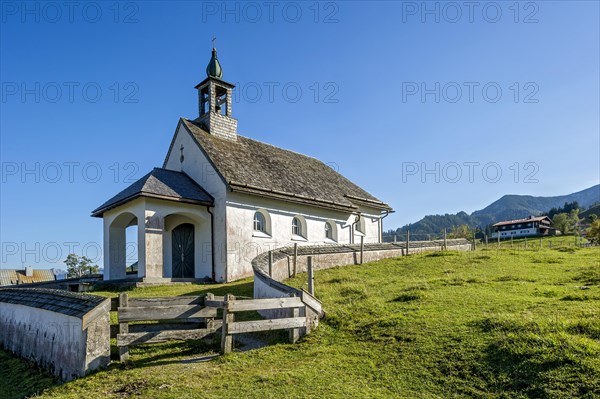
[0,288,111,381]
[253,240,471,321]
[4,276,103,291]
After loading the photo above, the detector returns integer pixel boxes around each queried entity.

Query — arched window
[253,209,271,237]
[325,220,337,242]
[292,217,303,237]
[254,212,266,233]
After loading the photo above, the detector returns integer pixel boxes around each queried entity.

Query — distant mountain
[391,185,600,237]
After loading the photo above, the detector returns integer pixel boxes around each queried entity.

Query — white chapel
[92,47,392,283]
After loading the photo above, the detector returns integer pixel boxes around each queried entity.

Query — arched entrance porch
[163,212,212,281]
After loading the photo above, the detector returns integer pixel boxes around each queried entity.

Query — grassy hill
[2,238,599,399]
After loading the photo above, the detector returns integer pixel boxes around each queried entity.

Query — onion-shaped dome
[206,48,223,78]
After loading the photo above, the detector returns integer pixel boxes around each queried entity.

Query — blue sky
[1,1,599,269]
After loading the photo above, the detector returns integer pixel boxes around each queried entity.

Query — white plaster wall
[225,192,384,281]
[355,206,385,245]
[492,228,538,239]
[163,122,228,281]
[0,303,85,380]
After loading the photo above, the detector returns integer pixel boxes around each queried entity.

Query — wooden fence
[116,293,222,361]
[220,294,306,354]
[113,291,318,359]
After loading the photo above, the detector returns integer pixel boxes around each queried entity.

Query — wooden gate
[116,292,220,361]
[114,291,322,360]
[220,294,307,354]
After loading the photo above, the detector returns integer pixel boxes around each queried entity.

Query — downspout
[206,205,216,282]
[351,213,361,244]
[379,210,393,243]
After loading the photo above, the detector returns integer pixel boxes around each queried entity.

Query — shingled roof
[168,119,391,213]
[92,168,214,217]
[0,288,108,319]
[0,269,55,286]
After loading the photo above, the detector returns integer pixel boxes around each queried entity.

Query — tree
[447,224,474,239]
[546,201,580,219]
[569,209,580,235]
[64,254,99,278]
[587,220,600,245]
[553,213,569,235]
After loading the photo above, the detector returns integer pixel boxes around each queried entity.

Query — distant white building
[92,47,392,283]
[491,216,555,239]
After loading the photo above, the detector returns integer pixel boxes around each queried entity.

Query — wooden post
[205,292,215,331]
[540,237,542,249]
[119,293,129,362]
[221,294,234,354]
[511,236,513,248]
[307,256,314,295]
[406,231,410,255]
[472,231,476,251]
[360,236,364,265]
[292,243,298,277]
[289,294,300,344]
[393,235,397,243]
[443,229,447,250]
[485,234,488,246]
[268,251,273,277]
[497,232,500,248]
[524,237,527,249]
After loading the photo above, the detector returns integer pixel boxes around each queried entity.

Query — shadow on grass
[124,339,219,368]
[103,278,287,368]
[0,350,58,399]
[102,279,272,370]
[92,280,255,298]
[574,266,600,286]
[117,328,290,368]
[467,318,600,398]
[391,293,421,302]
[479,336,598,398]
[184,280,254,298]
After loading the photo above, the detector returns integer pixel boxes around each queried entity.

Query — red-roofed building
[491,216,556,239]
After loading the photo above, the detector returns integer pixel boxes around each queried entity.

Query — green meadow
[2,238,599,399]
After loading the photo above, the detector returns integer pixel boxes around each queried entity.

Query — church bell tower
[195,44,238,140]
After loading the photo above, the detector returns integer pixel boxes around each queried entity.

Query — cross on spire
[212,36,217,48]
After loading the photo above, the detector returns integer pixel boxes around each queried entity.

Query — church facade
[92,48,392,283]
